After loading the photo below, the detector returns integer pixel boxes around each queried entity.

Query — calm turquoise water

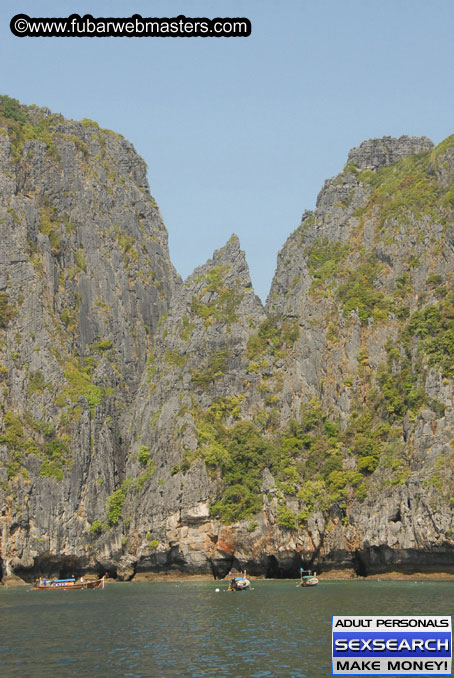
[0,580,453,677]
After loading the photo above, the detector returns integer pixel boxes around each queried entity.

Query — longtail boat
[33,576,106,590]
[297,568,319,587]
[227,571,251,591]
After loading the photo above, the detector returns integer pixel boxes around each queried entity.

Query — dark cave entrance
[265,555,281,578]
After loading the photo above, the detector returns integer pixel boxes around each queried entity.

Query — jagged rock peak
[346,135,434,171]
[187,234,254,291]
[212,233,242,262]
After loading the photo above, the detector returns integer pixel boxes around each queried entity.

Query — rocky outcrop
[1,97,454,581]
[346,135,434,171]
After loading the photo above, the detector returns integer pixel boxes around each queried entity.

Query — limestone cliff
[265,134,454,575]
[0,96,177,580]
[1,97,454,581]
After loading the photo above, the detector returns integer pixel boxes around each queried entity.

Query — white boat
[298,568,319,587]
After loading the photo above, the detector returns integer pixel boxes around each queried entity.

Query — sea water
[0,579,452,677]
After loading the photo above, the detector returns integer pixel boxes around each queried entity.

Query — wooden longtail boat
[33,576,106,590]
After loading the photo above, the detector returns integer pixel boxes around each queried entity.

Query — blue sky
[1,0,454,300]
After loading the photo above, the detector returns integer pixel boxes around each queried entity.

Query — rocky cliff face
[264,133,454,575]
[0,97,177,580]
[1,97,454,581]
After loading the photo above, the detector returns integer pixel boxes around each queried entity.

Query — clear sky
[1,0,454,300]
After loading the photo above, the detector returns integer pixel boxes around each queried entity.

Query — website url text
[10,13,252,38]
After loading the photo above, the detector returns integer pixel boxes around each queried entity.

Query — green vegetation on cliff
[405,294,454,378]
[191,350,231,389]
[0,94,59,161]
[306,238,349,287]
[305,241,402,324]
[0,292,15,328]
[190,265,243,327]
[0,409,72,482]
[356,144,453,226]
[184,398,368,525]
[246,315,299,359]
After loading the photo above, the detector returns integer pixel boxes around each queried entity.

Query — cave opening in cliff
[353,550,368,577]
[265,555,280,578]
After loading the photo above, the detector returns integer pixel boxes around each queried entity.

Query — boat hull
[227,578,251,591]
[299,577,319,587]
[228,584,250,591]
[33,579,104,590]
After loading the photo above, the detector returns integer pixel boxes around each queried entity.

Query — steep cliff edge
[0,96,178,580]
[1,97,454,581]
[265,134,454,574]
